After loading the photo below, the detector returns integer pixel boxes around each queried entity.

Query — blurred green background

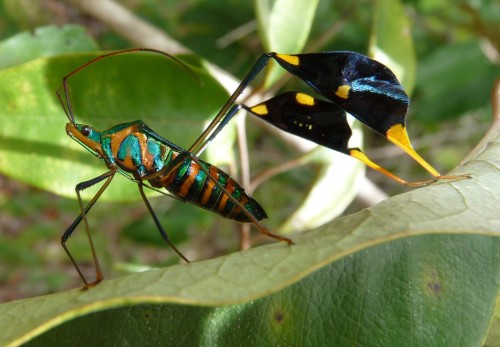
[0,0,498,301]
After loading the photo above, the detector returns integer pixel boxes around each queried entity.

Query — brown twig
[65,0,190,54]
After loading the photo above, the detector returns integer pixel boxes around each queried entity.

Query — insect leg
[139,104,245,186]
[142,104,245,185]
[193,104,243,157]
[383,124,471,182]
[62,168,117,288]
[188,53,274,155]
[268,52,470,182]
[347,149,436,186]
[137,183,191,263]
[244,92,467,186]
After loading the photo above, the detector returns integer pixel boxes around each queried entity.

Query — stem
[66,0,189,54]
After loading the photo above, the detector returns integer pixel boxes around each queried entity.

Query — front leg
[101,135,117,167]
[62,167,117,288]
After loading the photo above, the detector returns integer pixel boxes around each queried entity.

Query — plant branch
[65,0,189,54]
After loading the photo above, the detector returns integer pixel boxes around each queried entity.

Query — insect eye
[81,126,91,136]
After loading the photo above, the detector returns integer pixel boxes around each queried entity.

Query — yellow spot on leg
[295,93,315,106]
[276,54,299,66]
[386,124,441,177]
[251,104,268,116]
[386,124,411,149]
[350,149,436,186]
[335,85,351,99]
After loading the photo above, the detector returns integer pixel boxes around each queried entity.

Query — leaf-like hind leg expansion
[192,104,243,157]
[137,183,190,263]
[62,168,117,288]
[188,53,273,155]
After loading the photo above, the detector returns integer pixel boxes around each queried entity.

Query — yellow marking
[200,180,214,205]
[137,133,151,170]
[335,85,351,99]
[217,190,229,211]
[276,54,299,66]
[295,93,315,106]
[350,149,410,185]
[251,104,268,116]
[386,124,411,148]
[201,166,219,205]
[178,164,198,197]
[386,124,441,177]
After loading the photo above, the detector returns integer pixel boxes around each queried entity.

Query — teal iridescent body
[66,120,267,222]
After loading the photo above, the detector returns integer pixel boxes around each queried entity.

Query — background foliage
[0,0,498,345]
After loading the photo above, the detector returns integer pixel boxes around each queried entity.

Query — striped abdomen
[149,155,267,223]
[103,121,267,223]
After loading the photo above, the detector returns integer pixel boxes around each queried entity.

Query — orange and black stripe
[153,156,267,222]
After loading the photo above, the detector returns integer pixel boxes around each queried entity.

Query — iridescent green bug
[57,49,292,288]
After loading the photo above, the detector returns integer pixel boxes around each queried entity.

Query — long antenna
[56,48,199,124]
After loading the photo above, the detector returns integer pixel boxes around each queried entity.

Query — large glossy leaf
[17,236,500,346]
[1,105,498,345]
[0,52,229,201]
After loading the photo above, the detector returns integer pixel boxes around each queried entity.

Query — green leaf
[370,0,416,92]
[255,0,319,87]
[0,25,98,70]
[0,52,229,201]
[1,122,498,345]
[19,236,500,346]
